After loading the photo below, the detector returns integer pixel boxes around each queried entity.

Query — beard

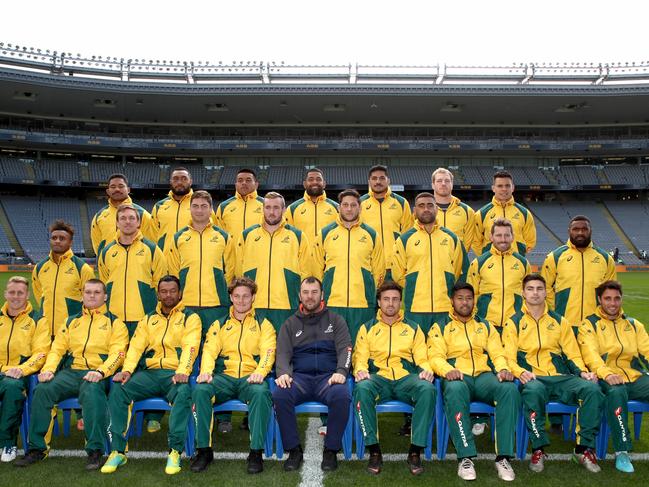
[570,236,591,248]
[305,186,324,197]
[172,186,191,197]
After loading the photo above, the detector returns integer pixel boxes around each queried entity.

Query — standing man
[431,167,475,252]
[215,168,263,238]
[353,281,436,476]
[191,277,276,474]
[0,277,50,463]
[467,218,531,329]
[286,168,339,244]
[236,192,311,332]
[90,173,155,256]
[312,189,385,342]
[473,170,536,257]
[15,279,129,470]
[101,275,201,475]
[32,220,94,339]
[272,277,352,473]
[428,283,520,482]
[360,165,413,266]
[502,274,604,474]
[577,280,649,473]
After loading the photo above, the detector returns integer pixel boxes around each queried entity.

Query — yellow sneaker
[101,451,127,474]
[165,449,182,475]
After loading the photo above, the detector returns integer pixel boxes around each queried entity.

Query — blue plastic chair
[129,397,194,454]
[596,400,649,459]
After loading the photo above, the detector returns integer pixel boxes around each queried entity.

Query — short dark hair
[451,282,474,298]
[491,218,513,235]
[368,165,388,178]
[228,276,258,295]
[236,168,257,180]
[415,192,435,203]
[376,280,402,301]
[300,276,322,291]
[158,275,181,291]
[116,204,140,222]
[84,278,107,294]
[191,190,212,205]
[107,173,128,186]
[171,166,191,178]
[569,215,591,227]
[303,168,324,181]
[596,280,623,299]
[522,273,546,288]
[49,219,75,238]
[492,170,513,182]
[338,189,360,203]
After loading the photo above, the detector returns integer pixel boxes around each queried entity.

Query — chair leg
[274,419,284,459]
[634,412,642,440]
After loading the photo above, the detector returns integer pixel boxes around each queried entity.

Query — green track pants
[0,375,28,448]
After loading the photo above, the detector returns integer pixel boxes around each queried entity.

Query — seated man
[101,275,201,475]
[272,277,352,472]
[577,280,649,473]
[502,273,604,474]
[353,280,435,476]
[15,279,128,470]
[0,277,50,463]
[428,282,520,482]
[191,277,276,474]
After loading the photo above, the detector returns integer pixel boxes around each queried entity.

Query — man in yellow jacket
[428,282,520,482]
[360,165,414,265]
[102,275,201,476]
[389,192,468,335]
[215,168,263,237]
[502,273,604,474]
[98,204,167,336]
[236,192,311,332]
[32,220,94,339]
[0,277,50,463]
[467,218,531,329]
[167,190,235,334]
[15,279,129,470]
[312,189,385,342]
[90,173,155,256]
[191,277,276,474]
[432,168,475,251]
[577,280,649,473]
[541,215,616,326]
[286,168,339,244]
[353,281,435,476]
[473,170,536,256]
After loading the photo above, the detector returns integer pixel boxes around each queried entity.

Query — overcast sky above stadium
[3,0,646,66]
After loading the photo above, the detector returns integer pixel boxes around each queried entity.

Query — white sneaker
[458,458,477,481]
[495,458,516,481]
[1,446,18,462]
[472,422,486,436]
[318,426,327,436]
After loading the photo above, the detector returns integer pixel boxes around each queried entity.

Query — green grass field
[0,272,647,486]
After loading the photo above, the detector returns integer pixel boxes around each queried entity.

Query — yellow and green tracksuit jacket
[0,302,50,375]
[42,304,129,377]
[353,310,432,380]
[200,307,276,378]
[467,247,531,328]
[502,304,586,378]
[90,196,155,256]
[435,196,476,252]
[427,311,509,377]
[473,196,536,256]
[389,222,468,314]
[98,232,167,323]
[32,249,95,337]
[286,191,339,243]
[236,222,310,310]
[121,301,201,375]
[541,240,616,325]
[214,191,263,238]
[577,307,649,383]
[360,187,414,264]
[312,217,385,309]
[167,224,235,308]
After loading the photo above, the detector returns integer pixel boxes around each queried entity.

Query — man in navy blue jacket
[273,276,352,473]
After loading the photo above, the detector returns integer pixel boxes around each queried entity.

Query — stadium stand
[604,200,649,258]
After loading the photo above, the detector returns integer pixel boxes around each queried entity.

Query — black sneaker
[321,448,338,472]
[14,449,45,467]
[86,450,104,471]
[398,415,412,436]
[407,452,424,476]
[283,446,303,472]
[367,452,383,475]
[240,414,250,431]
[190,448,214,473]
[247,449,263,474]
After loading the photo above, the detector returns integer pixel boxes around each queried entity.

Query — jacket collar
[109,196,133,209]
[302,191,328,204]
[367,187,392,201]
[228,305,257,322]
[489,245,514,257]
[156,300,186,317]
[82,304,108,316]
[595,305,625,322]
[297,301,326,317]
[566,239,594,251]
[414,220,439,233]
[376,308,405,325]
[448,309,478,324]
[49,248,74,263]
[521,302,550,320]
[236,190,259,202]
[167,189,193,203]
[1,301,33,319]
[115,230,144,246]
[491,196,515,208]
[335,215,361,229]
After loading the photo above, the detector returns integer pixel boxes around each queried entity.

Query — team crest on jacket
[440,239,448,246]
[390,203,398,210]
[324,324,334,334]
[325,209,334,215]
[136,249,145,256]
[365,205,372,210]
[66,267,75,274]
[359,236,367,243]
[488,263,494,269]
[282,236,291,243]
[592,257,601,263]
[210,236,219,242]
[511,263,520,270]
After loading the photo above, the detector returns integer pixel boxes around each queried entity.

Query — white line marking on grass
[298,417,324,487]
